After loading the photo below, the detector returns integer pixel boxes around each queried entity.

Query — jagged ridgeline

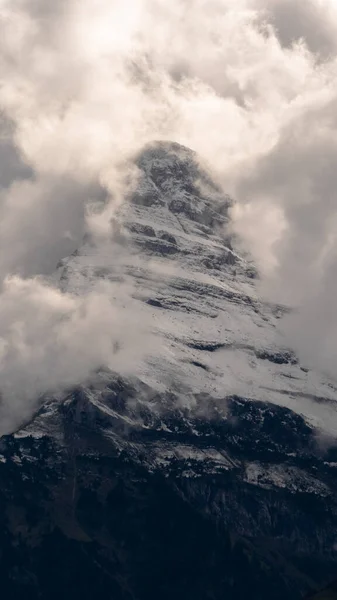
[2,142,337,599]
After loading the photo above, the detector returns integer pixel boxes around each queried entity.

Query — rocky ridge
[1,142,337,599]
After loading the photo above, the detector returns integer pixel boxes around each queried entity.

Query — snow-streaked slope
[55,140,337,436]
[3,142,337,600]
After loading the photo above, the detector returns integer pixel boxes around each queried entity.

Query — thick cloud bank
[0,0,337,429]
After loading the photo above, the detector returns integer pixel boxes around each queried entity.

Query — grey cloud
[0,118,32,188]
[257,0,337,59]
[0,177,108,278]
[235,97,337,301]
[232,85,337,379]
[0,0,337,428]
[0,276,157,434]
[0,139,32,188]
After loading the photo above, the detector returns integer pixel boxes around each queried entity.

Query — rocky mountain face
[1,142,337,599]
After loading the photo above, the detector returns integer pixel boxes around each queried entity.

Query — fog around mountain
[1,0,337,429]
[2,4,337,598]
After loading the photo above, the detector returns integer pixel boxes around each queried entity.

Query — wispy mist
[0,0,337,429]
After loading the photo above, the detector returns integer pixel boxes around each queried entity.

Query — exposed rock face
[1,142,337,599]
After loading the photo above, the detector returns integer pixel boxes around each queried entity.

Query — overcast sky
[0,0,337,430]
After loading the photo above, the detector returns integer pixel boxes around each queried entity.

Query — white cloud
[0,276,156,433]
[0,0,337,427]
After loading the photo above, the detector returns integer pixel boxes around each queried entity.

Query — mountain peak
[7,140,337,600]
[129,140,232,231]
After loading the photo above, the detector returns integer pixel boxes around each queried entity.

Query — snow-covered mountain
[1,141,337,599]
[57,141,337,434]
